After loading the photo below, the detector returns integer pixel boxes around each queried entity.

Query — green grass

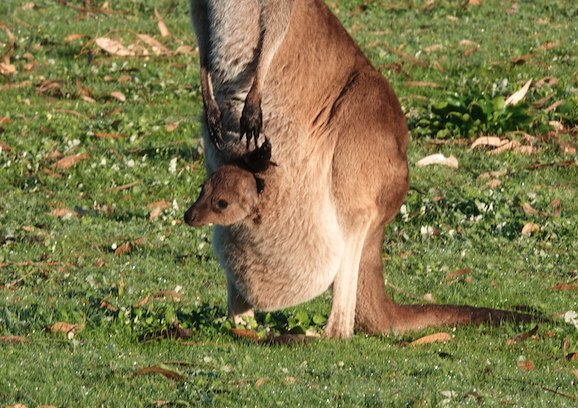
[1,0,578,406]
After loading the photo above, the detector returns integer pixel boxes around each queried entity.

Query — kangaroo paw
[240,97,262,149]
[205,100,224,148]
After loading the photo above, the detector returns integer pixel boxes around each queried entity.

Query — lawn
[1,0,577,406]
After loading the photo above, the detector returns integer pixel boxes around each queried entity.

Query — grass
[1,0,578,406]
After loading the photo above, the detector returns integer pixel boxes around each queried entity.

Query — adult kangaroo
[188,0,535,338]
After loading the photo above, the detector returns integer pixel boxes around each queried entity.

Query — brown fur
[188,0,537,337]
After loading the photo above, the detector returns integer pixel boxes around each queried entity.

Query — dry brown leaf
[94,132,127,139]
[154,290,183,301]
[512,145,533,155]
[423,293,437,303]
[521,222,540,235]
[0,141,14,155]
[46,150,62,161]
[134,293,150,308]
[148,200,172,210]
[404,81,441,88]
[0,117,12,124]
[411,332,451,346]
[49,321,77,334]
[138,34,169,55]
[255,378,267,387]
[415,153,458,169]
[22,2,35,10]
[535,77,559,88]
[95,37,134,56]
[462,48,478,57]
[36,406,57,408]
[64,34,86,42]
[517,359,536,371]
[35,80,61,94]
[488,140,520,155]
[549,198,561,208]
[573,369,578,379]
[82,95,97,103]
[486,179,501,189]
[6,404,29,408]
[468,0,481,5]
[468,136,507,151]
[167,122,179,132]
[545,100,565,113]
[512,53,540,65]
[284,377,297,385]
[104,76,114,81]
[506,325,538,345]
[228,328,262,342]
[446,15,459,21]
[543,42,561,50]
[118,75,132,83]
[47,208,77,218]
[114,242,132,256]
[522,202,546,217]
[132,366,185,381]
[0,61,16,75]
[445,268,471,280]
[505,79,532,106]
[459,39,479,47]
[149,206,162,220]
[547,284,578,291]
[110,91,126,102]
[154,8,171,37]
[0,335,30,344]
[424,44,443,52]
[52,154,90,170]
[175,45,197,55]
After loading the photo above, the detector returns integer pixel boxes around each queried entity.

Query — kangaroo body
[189,0,535,338]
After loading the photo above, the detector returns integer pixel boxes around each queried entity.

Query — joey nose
[184,208,196,226]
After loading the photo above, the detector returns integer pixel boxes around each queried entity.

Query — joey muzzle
[184,206,197,226]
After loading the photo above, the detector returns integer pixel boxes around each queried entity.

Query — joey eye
[216,199,228,210]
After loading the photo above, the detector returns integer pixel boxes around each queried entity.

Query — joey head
[184,165,261,227]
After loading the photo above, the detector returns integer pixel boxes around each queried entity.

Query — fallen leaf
[468,136,507,151]
[148,200,172,210]
[45,150,61,160]
[22,226,35,232]
[0,61,16,75]
[411,332,451,346]
[52,154,90,170]
[486,179,501,189]
[547,284,578,291]
[506,325,539,345]
[47,208,77,218]
[154,8,170,37]
[36,406,57,408]
[543,42,561,50]
[545,100,565,113]
[522,202,547,217]
[22,2,35,10]
[94,132,127,139]
[118,75,132,83]
[228,328,262,342]
[488,140,520,155]
[175,45,196,55]
[511,53,539,65]
[0,141,14,154]
[459,39,479,47]
[167,122,179,132]
[6,404,29,408]
[132,366,185,381]
[468,0,480,5]
[64,34,86,42]
[521,222,540,234]
[49,321,77,334]
[404,81,441,88]
[284,377,297,385]
[154,290,183,301]
[517,359,536,371]
[0,335,30,344]
[415,153,458,169]
[423,293,437,303]
[134,293,150,307]
[445,268,471,280]
[424,44,443,52]
[535,76,559,88]
[149,206,162,220]
[137,34,169,55]
[255,378,267,387]
[103,180,141,192]
[505,79,532,106]
[110,91,126,102]
[114,242,132,255]
[95,37,134,56]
